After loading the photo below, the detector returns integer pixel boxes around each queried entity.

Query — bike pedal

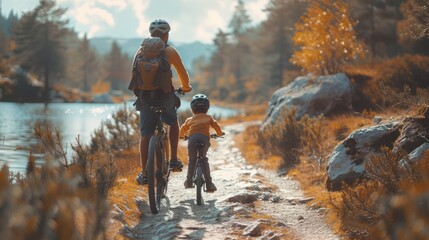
[170,168,182,172]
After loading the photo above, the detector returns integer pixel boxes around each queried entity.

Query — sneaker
[136,171,148,185]
[184,178,194,189]
[206,182,217,192]
[169,159,183,170]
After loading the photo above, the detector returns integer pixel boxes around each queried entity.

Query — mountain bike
[185,133,223,205]
[146,89,184,214]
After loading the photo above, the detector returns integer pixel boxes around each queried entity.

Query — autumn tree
[13,0,70,103]
[290,0,365,75]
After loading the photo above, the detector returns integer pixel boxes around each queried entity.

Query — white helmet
[149,19,171,34]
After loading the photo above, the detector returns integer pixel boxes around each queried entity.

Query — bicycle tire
[147,136,163,214]
[195,166,204,205]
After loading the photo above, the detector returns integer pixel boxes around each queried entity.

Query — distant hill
[89,37,214,71]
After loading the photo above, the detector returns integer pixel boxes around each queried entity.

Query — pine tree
[290,0,365,75]
[78,34,98,92]
[349,0,404,57]
[104,41,129,91]
[259,0,308,87]
[13,0,70,103]
[227,0,252,101]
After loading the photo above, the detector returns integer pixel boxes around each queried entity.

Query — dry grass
[234,110,376,238]
[235,124,282,170]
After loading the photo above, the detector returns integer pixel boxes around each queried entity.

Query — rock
[393,108,429,153]
[298,215,304,220]
[223,192,260,204]
[270,195,281,203]
[373,116,382,124]
[402,142,429,165]
[276,221,287,227]
[232,222,248,229]
[326,122,402,191]
[259,193,272,201]
[258,230,279,240]
[262,73,354,129]
[243,222,262,237]
[297,197,314,204]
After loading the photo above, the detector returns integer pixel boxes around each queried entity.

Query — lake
[0,100,240,173]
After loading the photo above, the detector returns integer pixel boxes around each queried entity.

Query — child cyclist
[179,94,224,192]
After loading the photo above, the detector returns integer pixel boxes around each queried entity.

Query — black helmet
[190,94,210,113]
[149,19,171,34]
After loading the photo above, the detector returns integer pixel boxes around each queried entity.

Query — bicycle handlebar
[183,132,225,141]
[175,88,185,95]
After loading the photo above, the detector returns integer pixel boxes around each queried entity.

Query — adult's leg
[169,120,179,160]
[139,135,152,173]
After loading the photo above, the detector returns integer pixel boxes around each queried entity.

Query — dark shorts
[138,92,178,136]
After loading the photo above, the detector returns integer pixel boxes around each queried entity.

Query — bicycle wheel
[195,166,204,205]
[147,136,163,214]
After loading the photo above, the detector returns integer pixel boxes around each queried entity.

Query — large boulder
[262,73,353,129]
[326,122,402,191]
[393,107,429,153]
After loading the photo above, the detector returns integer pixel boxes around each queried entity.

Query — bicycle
[184,133,223,205]
[146,89,184,214]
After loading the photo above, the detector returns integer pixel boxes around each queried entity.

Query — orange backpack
[128,37,173,93]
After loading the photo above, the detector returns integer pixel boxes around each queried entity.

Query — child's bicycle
[184,133,223,205]
[146,89,184,214]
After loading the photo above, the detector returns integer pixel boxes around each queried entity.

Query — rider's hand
[181,85,192,92]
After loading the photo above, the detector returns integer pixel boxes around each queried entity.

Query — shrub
[334,147,429,239]
[258,108,329,168]
[0,123,119,239]
[375,54,429,94]
[90,105,139,154]
[258,108,303,167]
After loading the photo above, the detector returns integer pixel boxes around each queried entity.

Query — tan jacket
[179,113,223,138]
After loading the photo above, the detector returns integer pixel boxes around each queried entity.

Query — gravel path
[116,121,339,240]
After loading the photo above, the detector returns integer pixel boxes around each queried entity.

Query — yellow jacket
[180,113,223,138]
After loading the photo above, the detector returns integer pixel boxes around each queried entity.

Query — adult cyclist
[130,19,192,185]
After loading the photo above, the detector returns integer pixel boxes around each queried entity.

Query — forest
[1,0,427,105]
[1,0,429,239]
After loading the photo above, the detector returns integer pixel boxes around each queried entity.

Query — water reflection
[0,101,240,173]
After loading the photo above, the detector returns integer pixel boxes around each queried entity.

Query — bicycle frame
[194,142,206,205]
[145,88,185,214]
[147,107,171,214]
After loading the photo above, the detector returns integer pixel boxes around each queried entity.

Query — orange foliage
[91,80,111,94]
[291,0,365,75]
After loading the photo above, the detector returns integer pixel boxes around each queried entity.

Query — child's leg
[187,140,198,181]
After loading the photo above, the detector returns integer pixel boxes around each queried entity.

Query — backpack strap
[128,47,143,92]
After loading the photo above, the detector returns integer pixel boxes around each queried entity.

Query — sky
[3,0,270,43]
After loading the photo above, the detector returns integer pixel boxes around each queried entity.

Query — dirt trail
[117,122,339,240]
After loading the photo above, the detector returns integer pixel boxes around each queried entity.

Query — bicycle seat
[150,106,166,113]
